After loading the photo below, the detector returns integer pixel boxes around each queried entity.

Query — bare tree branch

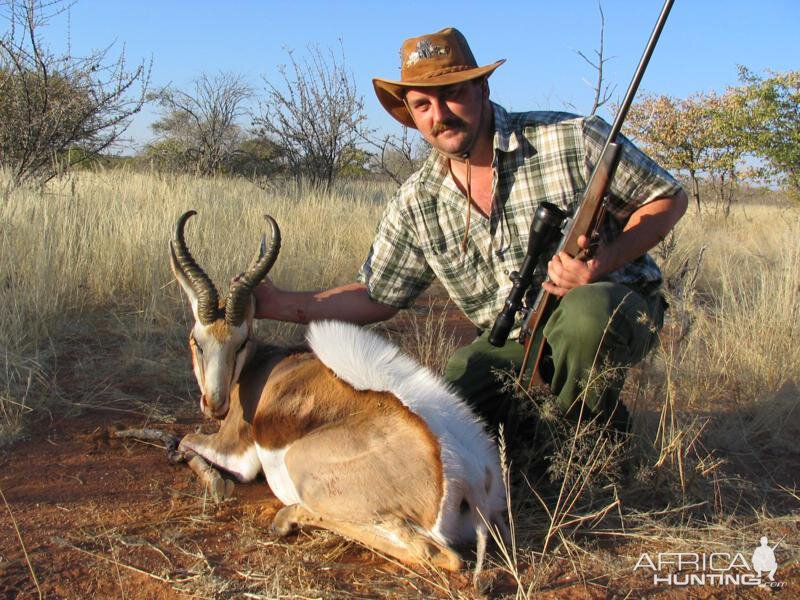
[574,2,616,115]
[0,0,150,193]
[148,71,253,174]
[0,0,151,194]
[253,42,368,191]
[358,126,429,186]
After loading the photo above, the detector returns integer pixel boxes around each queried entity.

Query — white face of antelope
[169,210,281,420]
[188,308,255,419]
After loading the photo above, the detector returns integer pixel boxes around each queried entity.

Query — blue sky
[26,0,800,151]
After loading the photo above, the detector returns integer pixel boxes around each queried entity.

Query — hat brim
[373,59,505,129]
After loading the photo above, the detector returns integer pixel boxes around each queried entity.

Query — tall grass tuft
[658,205,800,407]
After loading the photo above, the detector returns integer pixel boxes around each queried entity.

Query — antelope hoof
[430,546,462,571]
[207,476,235,502]
[271,505,301,537]
[415,539,462,571]
[209,477,226,502]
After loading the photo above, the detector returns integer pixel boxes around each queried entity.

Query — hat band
[420,65,476,79]
[403,64,479,83]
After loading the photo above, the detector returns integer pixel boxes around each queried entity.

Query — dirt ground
[1,295,797,599]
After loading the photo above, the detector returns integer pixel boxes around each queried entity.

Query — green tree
[625,92,745,214]
[336,146,371,179]
[228,135,283,178]
[140,138,194,173]
[732,67,800,202]
[703,92,748,217]
[625,94,712,212]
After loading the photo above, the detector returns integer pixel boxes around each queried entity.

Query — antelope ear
[244,294,256,324]
[169,240,200,318]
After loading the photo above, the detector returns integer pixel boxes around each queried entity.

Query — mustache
[431,118,465,136]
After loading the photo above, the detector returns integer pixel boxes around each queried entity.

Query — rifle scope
[488,202,566,347]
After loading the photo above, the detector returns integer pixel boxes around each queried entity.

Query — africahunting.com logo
[634,536,786,588]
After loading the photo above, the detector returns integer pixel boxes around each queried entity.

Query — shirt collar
[491,102,522,154]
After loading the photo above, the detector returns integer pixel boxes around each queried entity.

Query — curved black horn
[225,215,281,326]
[172,210,220,324]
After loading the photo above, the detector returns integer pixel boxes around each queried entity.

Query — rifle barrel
[606,0,675,149]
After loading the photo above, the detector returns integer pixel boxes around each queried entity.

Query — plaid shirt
[358,103,682,334]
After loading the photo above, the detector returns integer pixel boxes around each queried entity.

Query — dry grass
[660,202,800,405]
[2,170,799,596]
[380,297,462,376]
[0,168,386,435]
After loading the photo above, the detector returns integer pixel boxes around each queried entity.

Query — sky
[18,0,800,152]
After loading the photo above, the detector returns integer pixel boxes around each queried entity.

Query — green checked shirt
[358,103,682,335]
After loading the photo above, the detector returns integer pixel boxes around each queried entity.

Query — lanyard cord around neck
[460,157,472,253]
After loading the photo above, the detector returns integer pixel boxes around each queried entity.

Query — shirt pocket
[425,243,499,319]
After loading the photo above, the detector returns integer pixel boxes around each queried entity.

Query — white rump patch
[180,439,262,483]
[256,445,301,506]
[306,320,506,544]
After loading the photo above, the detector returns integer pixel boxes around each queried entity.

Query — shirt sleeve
[581,115,683,221]
[357,191,434,309]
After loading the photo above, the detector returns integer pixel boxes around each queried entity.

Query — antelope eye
[191,336,203,354]
[235,338,249,355]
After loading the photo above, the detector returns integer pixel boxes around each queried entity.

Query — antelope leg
[111,427,182,461]
[111,427,231,502]
[183,450,234,502]
[273,504,462,571]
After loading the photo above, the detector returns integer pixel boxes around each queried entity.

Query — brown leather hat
[373,28,505,129]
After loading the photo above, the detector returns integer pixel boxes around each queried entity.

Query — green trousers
[444,282,666,434]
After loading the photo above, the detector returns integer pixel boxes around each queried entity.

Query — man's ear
[481,77,490,99]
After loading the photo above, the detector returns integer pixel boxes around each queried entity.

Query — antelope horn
[172,210,220,325]
[225,215,281,326]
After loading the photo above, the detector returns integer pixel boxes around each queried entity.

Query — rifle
[488,0,675,391]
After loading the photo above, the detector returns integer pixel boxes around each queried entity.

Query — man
[254,28,687,435]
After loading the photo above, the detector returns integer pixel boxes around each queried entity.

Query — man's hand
[542,234,611,297]
[252,278,282,320]
[540,190,689,298]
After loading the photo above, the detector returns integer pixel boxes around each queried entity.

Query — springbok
[169,210,507,571]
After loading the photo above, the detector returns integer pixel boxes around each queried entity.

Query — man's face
[404,80,486,157]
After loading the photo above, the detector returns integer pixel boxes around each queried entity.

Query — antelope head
[169,210,281,419]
